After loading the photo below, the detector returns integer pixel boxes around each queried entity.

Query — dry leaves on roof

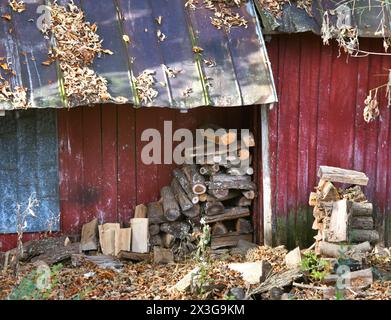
[186,0,248,31]
[44,1,113,107]
[257,0,313,18]
[8,0,26,13]
[0,60,30,109]
[134,69,158,104]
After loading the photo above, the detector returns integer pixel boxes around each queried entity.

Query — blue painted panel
[0,109,60,234]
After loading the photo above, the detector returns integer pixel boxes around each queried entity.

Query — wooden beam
[204,207,250,224]
[318,166,369,186]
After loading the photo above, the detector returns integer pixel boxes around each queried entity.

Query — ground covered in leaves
[1,246,390,300]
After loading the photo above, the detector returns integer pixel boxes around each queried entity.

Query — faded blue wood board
[187,2,242,107]
[0,1,23,110]
[148,0,205,109]
[117,0,171,107]
[10,0,64,109]
[0,109,60,234]
[80,0,134,102]
[225,2,277,105]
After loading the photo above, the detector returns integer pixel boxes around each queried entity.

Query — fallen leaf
[122,34,130,44]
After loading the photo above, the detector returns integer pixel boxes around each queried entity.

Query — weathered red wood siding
[267,34,391,247]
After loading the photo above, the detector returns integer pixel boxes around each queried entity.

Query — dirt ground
[1,246,390,300]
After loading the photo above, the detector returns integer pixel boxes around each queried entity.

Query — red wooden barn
[0,0,390,252]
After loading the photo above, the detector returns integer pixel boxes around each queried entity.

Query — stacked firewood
[146,125,257,258]
[309,166,380,254]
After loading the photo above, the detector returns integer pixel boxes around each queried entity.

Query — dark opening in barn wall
[0,109,60,234]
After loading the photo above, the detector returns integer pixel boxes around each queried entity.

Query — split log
[248,268,303,296]
[117,251,151,263]
[149,224,160,236]
[241,131,255,148]
[323,268,373,288]
[80,218,99,251]
[208,175,256,190]
[285,247,302,269]
[236,218,253,234]
[351,216,373,230]
[349,229,379,243]
[208,189,230,200]
[205,201,225,216]
[199,124,237,145]
[199,164,220,176]
[327,199,351,242]
[118,228,132,252]
[204,207,250,224]
[182,164,207,195]
[318,166,369,186]
[161,186,181,221]
[228,261,271,285]
[172,168,199,204]
[162,233,176,249]
[149,234,163,247]
[134,204,148,218]
[227,167,254,176]
[242,190,256,200]
[130,218,149,253]
[160,222,191,240]
[234,196,252,207]
[318,241,371,258]
[171,178,193,211]
[31,242,81,266]
[182,204,200,218]
[211,233,252,249]
[212,222,228,236]
[153,247,174,264]
[99,223,120,256]
[308,192,317,206]
[147,202,166,224]
[317,179,340,201]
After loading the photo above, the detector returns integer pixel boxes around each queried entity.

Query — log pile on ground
[309,166,379,254]
[142,125,257,259]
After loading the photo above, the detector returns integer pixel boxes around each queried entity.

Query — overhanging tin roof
[0,0,277,110]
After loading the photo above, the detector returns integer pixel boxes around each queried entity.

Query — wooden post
[172,168,199,204]
[130,218,149,253]
[182,164,207,195]
[134,204,148,218]
[160,186,181,221]
[81,218,99,251]
[171,178,193,211]
[147,202,166,224]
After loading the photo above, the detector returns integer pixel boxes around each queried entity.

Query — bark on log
[211,233,252,249]
[182,204,200,218]
[31,243,81,265]
[212,222,228,236]
[208,180,256,191]
[318,166,369,186]
[204,207,250,224]
[162,233,176,249]
[160,222,191,239]
[242,190,256,200]
[351,216,374,230]
[182,164,207,195]
[149,224,161,236]
[234,196,252,207]
[349,229,380,243]
[150,234,163,247]
[320,201,373,217]
[172,168,199,204]
[160,186,181,221]
[318,241,371,258]
[205,201,225,216]
[208,189,230,200]
[134,204,148,218]
[236,218,253,234]
[171,178,193,211]
[81,218,99,251]
[324,268,373,288]
[118,251,151,262]
[147,202,166,224]
[317,179,340,201]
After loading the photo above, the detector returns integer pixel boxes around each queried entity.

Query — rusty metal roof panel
[0,0,277,110]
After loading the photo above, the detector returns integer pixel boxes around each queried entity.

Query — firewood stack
[146,125,257,259]
[309,166,380,254]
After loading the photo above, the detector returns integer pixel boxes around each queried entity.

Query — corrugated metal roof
[257,0,391,37]
[0,0,277,110]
